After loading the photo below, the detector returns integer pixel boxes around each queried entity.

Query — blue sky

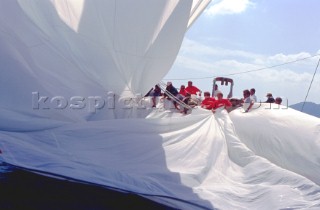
[165,0,320,105]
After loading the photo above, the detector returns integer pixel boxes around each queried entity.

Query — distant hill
[290,102,320,118]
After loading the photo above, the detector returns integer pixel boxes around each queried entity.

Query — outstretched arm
[245,101,254,112]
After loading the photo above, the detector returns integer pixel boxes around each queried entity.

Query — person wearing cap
[265,93,275,103]
[242,89,254,112]
[211,91,231,113]
[185,81,202,96]
[163,82,183,110]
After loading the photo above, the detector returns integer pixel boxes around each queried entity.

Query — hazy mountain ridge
[290,102,320,118]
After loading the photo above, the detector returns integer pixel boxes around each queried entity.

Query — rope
[158,82,192,110]
[301,57,320,112]
[164,53,320,81]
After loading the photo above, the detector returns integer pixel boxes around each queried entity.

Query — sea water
[0,161,172,210]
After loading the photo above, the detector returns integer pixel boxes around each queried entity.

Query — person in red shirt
[212,91,232,113]
[185,81,201,96]
[201,91,215,110]
[179,85,187,96]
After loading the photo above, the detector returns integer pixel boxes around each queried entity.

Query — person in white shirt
[250,88,257,103]
[213,84,219,98]
[243,89,254,112]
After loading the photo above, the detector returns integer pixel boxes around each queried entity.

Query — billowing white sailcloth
[0,0,208,122]
[1,107,320,209]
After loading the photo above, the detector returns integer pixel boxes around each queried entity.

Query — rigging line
[301,57,320,112]
[164,53,320,81]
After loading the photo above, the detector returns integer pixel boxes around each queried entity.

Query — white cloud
[175,55,214,73]
[180,38,263,61]
[177,39,319,75]
[266,52,314,65]
[168,39,320,104]
[204,0,254,16]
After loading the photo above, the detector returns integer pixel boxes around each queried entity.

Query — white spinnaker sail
[0,0,205,122]
[188,0,211,28]
[1,106,320,210]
